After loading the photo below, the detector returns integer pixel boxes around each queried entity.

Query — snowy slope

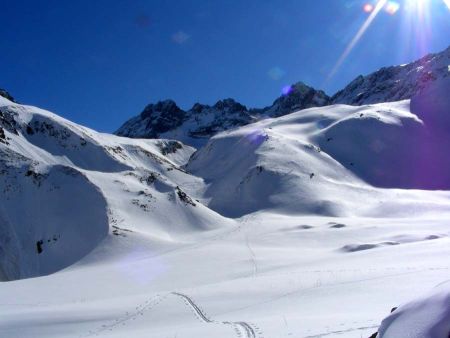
[115,83,329,147]
[332,46,450,105]
[187,79,450,217]
[0,95,232,280]
[378,281,450,338]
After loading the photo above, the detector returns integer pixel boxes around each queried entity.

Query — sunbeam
[327,0,388,81]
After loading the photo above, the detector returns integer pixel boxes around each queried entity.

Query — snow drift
[378,281,450,338]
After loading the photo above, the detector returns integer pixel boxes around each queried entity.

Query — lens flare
[363,3,374,13]
[282,85,293,95]
[385,1,401,15]
[327,0,388,81]
[443,0,450,9]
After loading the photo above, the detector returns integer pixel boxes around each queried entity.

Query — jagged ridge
[115,46,449,147]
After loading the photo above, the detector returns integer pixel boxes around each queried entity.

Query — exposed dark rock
[176,186,196,206]
[36,240,44,254]
[115,84,329,145]
[0,89,15,103]
[157,140,183,155]
[119,100,187,139]
[0,127,7,144]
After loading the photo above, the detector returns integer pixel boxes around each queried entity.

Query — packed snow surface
[1,79,450,337]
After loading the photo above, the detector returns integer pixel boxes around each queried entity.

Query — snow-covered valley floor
[2,212,449,338]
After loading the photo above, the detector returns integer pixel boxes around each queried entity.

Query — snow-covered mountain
[116,46,449,147]
[1,49,450,338]
[115,82,329,147]
[332,46,450,105]
[2,82,450,337]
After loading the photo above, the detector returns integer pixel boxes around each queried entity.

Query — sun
[327,0,450,82]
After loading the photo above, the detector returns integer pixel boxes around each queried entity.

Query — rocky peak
[264,82,330,117]
[141,100,183,119]
[115,100,187,139]
[213,98,247,112]
[189,103,210,114]
[115,83,329,145]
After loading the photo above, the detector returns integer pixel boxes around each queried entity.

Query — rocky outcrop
[0,89,16,103]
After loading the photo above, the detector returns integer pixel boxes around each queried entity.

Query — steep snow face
[332,46,450,105]
[0,96,231,281]
[378,281,450,338]
[115,83,329,147]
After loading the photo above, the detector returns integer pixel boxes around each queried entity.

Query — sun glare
[327,0,449,82]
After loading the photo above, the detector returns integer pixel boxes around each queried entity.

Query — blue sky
[1,0,449,132]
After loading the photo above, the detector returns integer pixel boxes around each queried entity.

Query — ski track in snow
[172,292,261,338]
[302,324,379,338]
[80,291,262,338]
[81,294,167,337]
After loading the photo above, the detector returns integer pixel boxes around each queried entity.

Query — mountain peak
[264,82,330,117]
[116,83,329,146]
[213,98,247,111]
